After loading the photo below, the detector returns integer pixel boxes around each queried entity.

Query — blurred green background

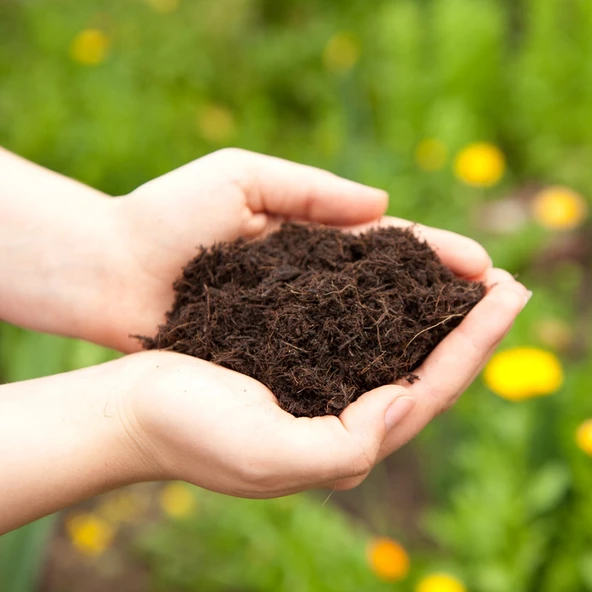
[1,0,592,590]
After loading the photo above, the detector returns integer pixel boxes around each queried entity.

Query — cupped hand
[115,268,527,498]
[116,349,414,498]
[105,149,492,352]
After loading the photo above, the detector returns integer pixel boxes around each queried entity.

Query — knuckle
[350,447,374,477]
[211,147,250,164]
[208,148,254,194]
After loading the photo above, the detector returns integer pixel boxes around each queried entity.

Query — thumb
[266,386,416,493]
[339,386,416,463]
[320,387,415,492]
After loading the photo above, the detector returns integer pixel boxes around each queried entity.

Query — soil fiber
[140,223,485,417]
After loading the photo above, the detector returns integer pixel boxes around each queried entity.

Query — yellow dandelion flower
[415,139,448,172]
[145,0,180,14]
[532,186,588,231]
[454,143,505,187]
[577,420,592,455]
[483,347,563,401]
[197,103,236,144]
[416,573,466,592]
[160,482,197,518]
[69,29,110,66]
[367,537,410,582]
[323,32,360,73]
[65,513,116,557]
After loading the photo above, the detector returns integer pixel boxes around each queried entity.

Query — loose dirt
[140,223,485,417]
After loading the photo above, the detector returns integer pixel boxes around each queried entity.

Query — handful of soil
[140,223,485,417]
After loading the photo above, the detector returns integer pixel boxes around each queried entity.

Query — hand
[116,266,528,497]
[104,148,493,352]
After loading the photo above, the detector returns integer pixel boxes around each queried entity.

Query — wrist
[76,196,175,353]
[0,359,148,532]
[108,354,173,482]
[0,192,125,344]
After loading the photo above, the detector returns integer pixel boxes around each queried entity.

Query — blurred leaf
[526,464,571,516]
[0,517,55,592]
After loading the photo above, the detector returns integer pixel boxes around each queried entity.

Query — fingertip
[446,236,492,279]
[339,385,406,436]
[370,187,390,212]
[344,179,388,201]
[478,278,530,328]
[486,268,529,296]
[342,182,389,222]
[497,281,531,312]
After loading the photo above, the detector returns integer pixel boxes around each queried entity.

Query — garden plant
[1,0,592,591]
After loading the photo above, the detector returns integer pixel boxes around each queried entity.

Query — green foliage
[1,0,592,590]
[138,489,408,592]
[0,518,55,592]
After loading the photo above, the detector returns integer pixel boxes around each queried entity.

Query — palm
[127,350,382,497]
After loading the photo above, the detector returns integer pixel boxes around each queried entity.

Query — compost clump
[140,223,485,417]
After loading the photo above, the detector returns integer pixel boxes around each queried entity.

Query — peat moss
[140,223,485,417]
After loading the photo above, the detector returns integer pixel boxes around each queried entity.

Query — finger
[234,151,389,225]
[343,216,492,280]
[376,272,529,460]
[485,266,516,286]
[428,269,528,400]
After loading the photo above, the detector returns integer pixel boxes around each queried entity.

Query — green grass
[1,0,592,590]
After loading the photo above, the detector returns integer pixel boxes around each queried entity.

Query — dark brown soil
[140,223,485,417]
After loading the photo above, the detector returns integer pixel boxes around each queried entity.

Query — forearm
[0,360,146,534]
[0,147,124,346]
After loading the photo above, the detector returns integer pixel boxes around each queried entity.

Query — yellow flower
[532,186,588,231]
[367,537,410,581]
[416,573,466,592]
[576,420,592,456]
[415,139,448,172]
[65,513,116,556]
[323,32,360,73]
[454,143,505,187]
[576,419,592,456]
[146,0,180,14]
[483,347,563,401]
[69,29,110,66]
[576,421,592,455]
[160,482,197,518]
[197,103,237,144]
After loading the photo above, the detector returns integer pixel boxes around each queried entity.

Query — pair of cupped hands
[82,149,529,499]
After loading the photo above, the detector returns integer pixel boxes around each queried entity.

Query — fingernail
[522,290,533,309]
[384,396,416,432]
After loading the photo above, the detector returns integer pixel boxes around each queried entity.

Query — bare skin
[0,147,529,534]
